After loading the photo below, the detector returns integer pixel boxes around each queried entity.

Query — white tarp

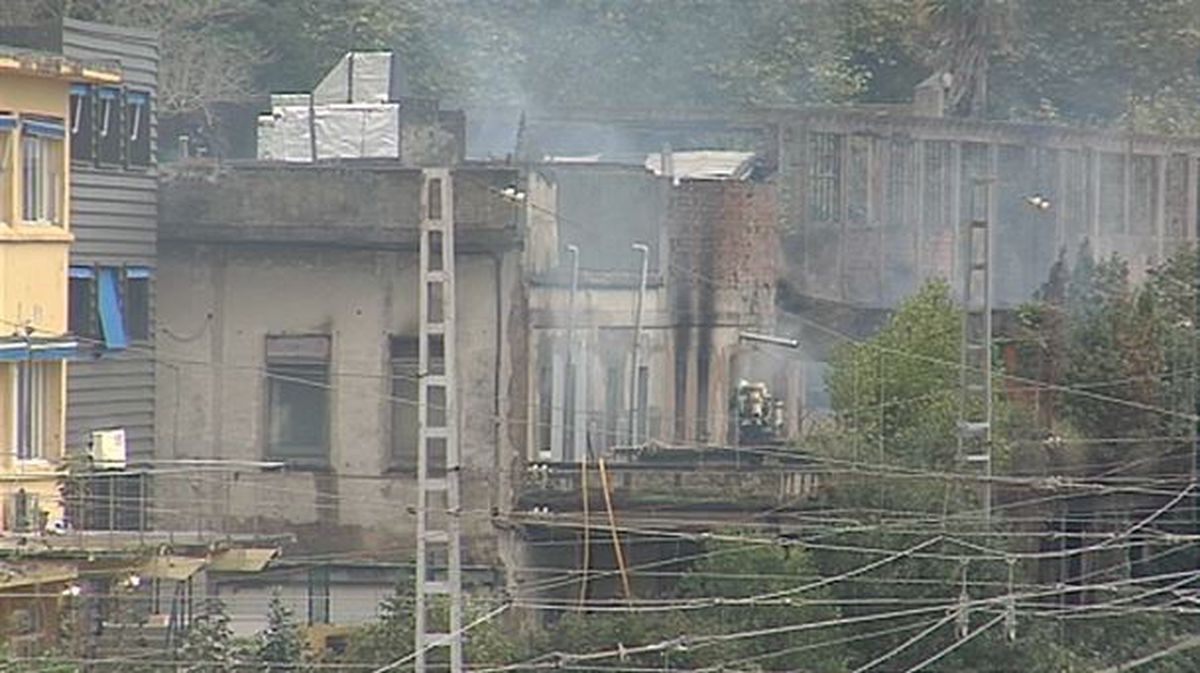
[312,53,350,104]
[312,52,398,105]
[257,105,314,162]
[348,52,393,103]
[645,150,756,181]
[312,103,400,159]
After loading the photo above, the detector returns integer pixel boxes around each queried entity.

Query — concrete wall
[155,243,516,562]
[156,164,528,563]
[668,179,783,443]
[516,108,1200,309]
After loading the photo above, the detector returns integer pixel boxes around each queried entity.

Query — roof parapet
[0,46,121,84]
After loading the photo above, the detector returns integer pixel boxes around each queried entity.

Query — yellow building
[0,49,119,533]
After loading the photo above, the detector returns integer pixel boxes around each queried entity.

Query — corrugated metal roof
[644,150,756,181]
[140,555,206,581]
[0,562,77,590]
[208,548,278,573]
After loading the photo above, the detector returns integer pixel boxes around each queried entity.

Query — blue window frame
[97,267,128,350]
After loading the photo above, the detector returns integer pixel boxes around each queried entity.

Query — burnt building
[509,103,1200,311]
[155,160,535,628]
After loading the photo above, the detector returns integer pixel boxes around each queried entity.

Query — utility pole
[415,168,462,673]
[628,243,650,446]
[958,177,994,524]
[565,244,580,462]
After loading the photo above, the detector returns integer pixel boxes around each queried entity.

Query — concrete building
[155,159,534,628]
[526,156,791,461]
[2,18,161,531]
[0,47,120,535]
[500,103,1200,311]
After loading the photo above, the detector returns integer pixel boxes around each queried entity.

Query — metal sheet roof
[644,150,756,181]
[208,548,278,573]
[140,555,206,581]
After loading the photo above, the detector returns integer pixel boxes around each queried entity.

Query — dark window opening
[563,363,576,461]
[307,566,331,625]
[69,271,98,340]
[538,360,553,454]
[63,472,147,532]
[126,91,151,167]
[70,85,94,163]
[266,335,331,465]
[97,88,122,165]
[124,271,151,341]
[636,365,649,443]
[604,365,622,451]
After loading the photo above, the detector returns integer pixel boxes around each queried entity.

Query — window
[604,365,622,451]
[809,132,842,222]
[266,335,331,465]
[97,87,122,165]
[0,114,12,222]
[307,566,331,625]
[636,365,649,444]
[124,267,152,341]
[64,472,147,531]
[563,363,576,461]
[97,267,128,349]
[537,347,553,454]
[923,140,953,231]
[70,84,94,163]
[389,336,419,472]
[1099,153,1126,234]
[5,489,40,534]
[12,361,46,460]
[21,126,63,224]
[126,91,151,167]
[69,267,99,340]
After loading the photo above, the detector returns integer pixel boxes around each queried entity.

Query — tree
[257,588,306,672]
[533,540,847,672]
[177,598,245,672]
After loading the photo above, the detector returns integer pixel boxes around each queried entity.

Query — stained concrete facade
[155,162,531,568]
[525,161,796,461]
[515,107,1200,309]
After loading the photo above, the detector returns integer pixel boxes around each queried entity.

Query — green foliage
[256,588,307,671]
[827,279,964,470]
[336,578,524,669]
[177,597,247,672]
[533,540,848,672]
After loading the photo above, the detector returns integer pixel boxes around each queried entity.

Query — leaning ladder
[415,168,464,673]
[958,177,994,524]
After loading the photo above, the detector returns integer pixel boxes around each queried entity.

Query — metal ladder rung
[423,375,448,387]
[426,323,446,335]
[423,580,451,595]
[424,530,449,544]
[423,477,448,491]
